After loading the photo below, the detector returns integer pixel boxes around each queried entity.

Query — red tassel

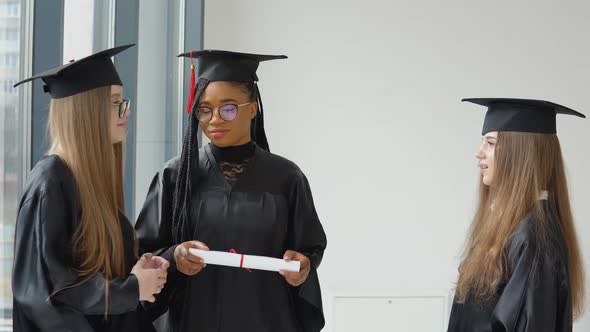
[185,51,196,114]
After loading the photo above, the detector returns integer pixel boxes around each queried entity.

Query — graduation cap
[462,98,586,135]
[13,44,134,98]
[178,50,287,82]
[170,50,287,242]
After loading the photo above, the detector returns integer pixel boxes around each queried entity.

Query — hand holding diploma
[280,250,310,287]
[174,241,210,276]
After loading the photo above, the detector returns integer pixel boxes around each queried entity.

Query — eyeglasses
[195,102,254,123]
[112,99,130,118]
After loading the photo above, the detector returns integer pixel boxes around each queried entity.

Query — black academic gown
[135,143,327,332]
[447,203,572,332]
[12,155,155,332]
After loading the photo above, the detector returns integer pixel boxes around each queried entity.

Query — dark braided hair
[231,81,270,152]
[252,83,269,151]
[232,81,256,101]
[171,79,270,242]
[171,78,209,242]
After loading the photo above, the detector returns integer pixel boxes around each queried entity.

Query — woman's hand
[279,250,310,287]
[174,241,209,276]
[131,254,168,302]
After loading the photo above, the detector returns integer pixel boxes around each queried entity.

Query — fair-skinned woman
[12,45,168,332]
[447,98,586,332]
[135,50,327,332]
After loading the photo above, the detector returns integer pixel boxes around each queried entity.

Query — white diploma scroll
[189,248,300,273]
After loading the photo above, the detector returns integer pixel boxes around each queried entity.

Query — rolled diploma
[189,248,300,272]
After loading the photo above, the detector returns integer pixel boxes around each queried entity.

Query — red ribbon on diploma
[230,249,252,272]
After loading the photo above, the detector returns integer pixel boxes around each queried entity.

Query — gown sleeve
[134,159,186,320]
[491,228,571,332]
[135,163,177,259]
[12,185,140,331]
[286,169,328,332]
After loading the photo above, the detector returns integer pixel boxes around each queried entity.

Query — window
[8,54,17,67]
[0,2,19,18]
[0,0,22,328]
[0,28,17,41]
[63,0,94,63]
[7,2,19,17]
[0,54,18,67]
[2,80,17,93]
[6,29,17,40]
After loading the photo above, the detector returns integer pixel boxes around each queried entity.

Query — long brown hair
[456,131,585,318]
[48,85,129,312]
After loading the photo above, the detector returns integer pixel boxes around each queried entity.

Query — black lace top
[209,141,256,186]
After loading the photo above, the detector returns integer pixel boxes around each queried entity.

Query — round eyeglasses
[112,99,131,118]
[195,102,254,123]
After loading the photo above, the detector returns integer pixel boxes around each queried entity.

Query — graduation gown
[135,143,327,332]
[447,203,572,332]
[12,155,155,332]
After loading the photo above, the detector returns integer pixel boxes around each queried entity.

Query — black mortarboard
[462,98,586,135]
[13,44,134,98]
[178,50,287,82]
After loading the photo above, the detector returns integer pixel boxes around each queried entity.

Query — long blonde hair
[456,131,585,318]
[48,85,129,312]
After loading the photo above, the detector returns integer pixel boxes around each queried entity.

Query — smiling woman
[196,81,258,147]
[135,50,327,332]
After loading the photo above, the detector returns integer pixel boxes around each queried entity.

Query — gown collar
[209,141,256,163]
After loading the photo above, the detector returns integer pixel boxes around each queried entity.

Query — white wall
[204,1,590,331]
[62,0,94,63]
